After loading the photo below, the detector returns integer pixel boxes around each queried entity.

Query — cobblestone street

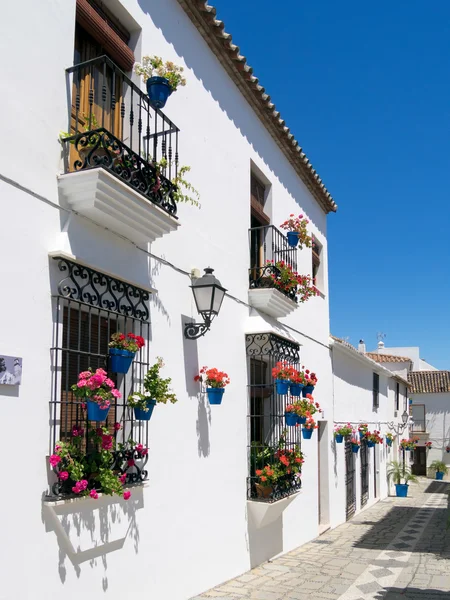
[192,480,450,600]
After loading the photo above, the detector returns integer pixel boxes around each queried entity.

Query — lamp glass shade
[191,268,227,318]
[401,411,408,425]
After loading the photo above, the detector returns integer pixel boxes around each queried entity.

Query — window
[411,405,426,432]
[373,372,379,409]
[395,382,400,411]
[48,256,151,499]
[246,333,302,502]
[312,238,323,291]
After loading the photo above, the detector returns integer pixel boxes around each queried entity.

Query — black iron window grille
[61,55,180,217]
[249,225,298,302]
[48,256,151,499]
[246,333,302,503]
[345,439,356,520]
[360,439,369,508]
[373,372,380,409]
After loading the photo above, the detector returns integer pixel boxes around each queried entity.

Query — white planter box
[248,288,297,318]
[58,168,180,243]
[247,492,301,529]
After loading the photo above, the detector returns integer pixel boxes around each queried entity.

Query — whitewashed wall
[0,1,334,599]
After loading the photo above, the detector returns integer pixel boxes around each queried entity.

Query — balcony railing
[249,225,298,302]
[61,55,180,217]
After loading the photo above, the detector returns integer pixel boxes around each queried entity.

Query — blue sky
[212,0,450,369]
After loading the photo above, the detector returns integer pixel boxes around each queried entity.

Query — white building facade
[0,1,341,599]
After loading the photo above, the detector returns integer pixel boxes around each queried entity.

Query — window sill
[43,481,149,506]
[247,491,301,528]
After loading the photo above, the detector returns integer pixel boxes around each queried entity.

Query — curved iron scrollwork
[245,333,300,362]
[62,128,178,217]
[53,256,150,321]
[184,321,210,340]
[249,264,298,303]
[250,477,302,503]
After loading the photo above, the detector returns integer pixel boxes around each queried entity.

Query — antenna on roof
[377,332,386,351]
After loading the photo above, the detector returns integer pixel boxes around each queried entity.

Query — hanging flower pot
[297,415,307,425]
[352,443,360,454]
[275,379,289,395]
[109,348,135,374]
[146,77,172,109]
[285,411,298,427]
[87,400,111,421]
[302,427,313,440]
[290,382,304,397]
[207,387,225,405]
[286,231,300,248]
[335,434,344,444]
[302,385,315,397]
[395,483,409,497]
[133,399,157,421]
[386,438,392,447]
[367,441,375,448]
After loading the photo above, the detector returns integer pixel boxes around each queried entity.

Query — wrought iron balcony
[249,225,298,302]
[61,55,180,217]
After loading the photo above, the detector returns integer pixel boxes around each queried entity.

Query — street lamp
[184,267,227,340]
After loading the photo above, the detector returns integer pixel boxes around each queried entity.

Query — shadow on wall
[136,0,327,234]
[42,487,144,588]
[181,315,211,457]
[375,589,450,599]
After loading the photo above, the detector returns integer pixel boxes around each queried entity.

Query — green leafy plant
[429,461,448,475]
[156,158,200,207]
[60,113,101,146]
[386,433,395,442]
[143,357,177,404]
[334,423,353,437]
[134,56,186,91]
[387,460,418,485]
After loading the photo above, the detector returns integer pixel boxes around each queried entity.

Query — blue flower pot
[359,431,365,440]
[146,76,172,109]
[436,471,444,481]
[285,412,297,426]
[286,231,299,248]
[367,441,375,448]
[275,380,289,395]
[395,483,409,497]
[386,438,392,446]
[290,383,303,397]
[87,400,110,421]
[134,399,157,421]
[352,444,360,454]
[404,447,410,452]
[301,385,315,397]
[335,434,344,443]
[302,427,313,440]
[297,415,306,425]
[109,348,135,374]
[207,387,225,405]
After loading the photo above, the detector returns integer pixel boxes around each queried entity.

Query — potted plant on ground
[301,368,318,396]
[71,368,121,421]
[108,332,145,374]
[358,423,368,440]
[386,433,394,447]
[334,423,353,444]
[290,369,306,397]
[351,438,361,453]
[271,361,296,395]
[429,460,448,481]
[255,465,279,498]
[302,415,317,440]
[128,357,177,421]
[279,214,313,249]
[134,55,186,109]
[195,366,230,404]
[365,430,383,448]
[387,460,418,497]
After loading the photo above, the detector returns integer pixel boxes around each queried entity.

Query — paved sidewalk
[191,479,450,600]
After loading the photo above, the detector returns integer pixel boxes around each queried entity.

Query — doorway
[412,446,427,476]
[345,440,356,520]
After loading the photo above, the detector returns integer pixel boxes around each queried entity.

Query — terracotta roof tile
[366,353,412,364]
[408,371,450,394]
[176,0,337,214]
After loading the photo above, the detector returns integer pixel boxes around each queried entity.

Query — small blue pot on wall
[367,441,375,448]
[395,483,409,497]
[302,428,313,440]
[134,399,157,421]
[207,388,225,405]
[297,415,306,425]
[436,471,445,481]
[290,383,303,397]
[275,379,289,395]
[87,400,110,421]
[352,444,360,454]
[302,385,315,397]
[335,434,344,444]
[146,76,172,109]
[386,438,392,447]
[285,411,297,427]
[286,231,300,248]
[109,348,135,374]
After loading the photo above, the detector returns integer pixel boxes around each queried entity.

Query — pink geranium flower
[123,491,131,500]
[105,378,115,388]
[58,471,69,480]
[90,489,99,500]
[77,379,87,388]
[78,371,92,379]
[49,454,61,467]
[111,388,122,399]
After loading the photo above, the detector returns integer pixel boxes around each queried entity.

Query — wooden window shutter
[76,0,135,72]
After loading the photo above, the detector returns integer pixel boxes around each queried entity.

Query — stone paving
[191,479,450,600]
